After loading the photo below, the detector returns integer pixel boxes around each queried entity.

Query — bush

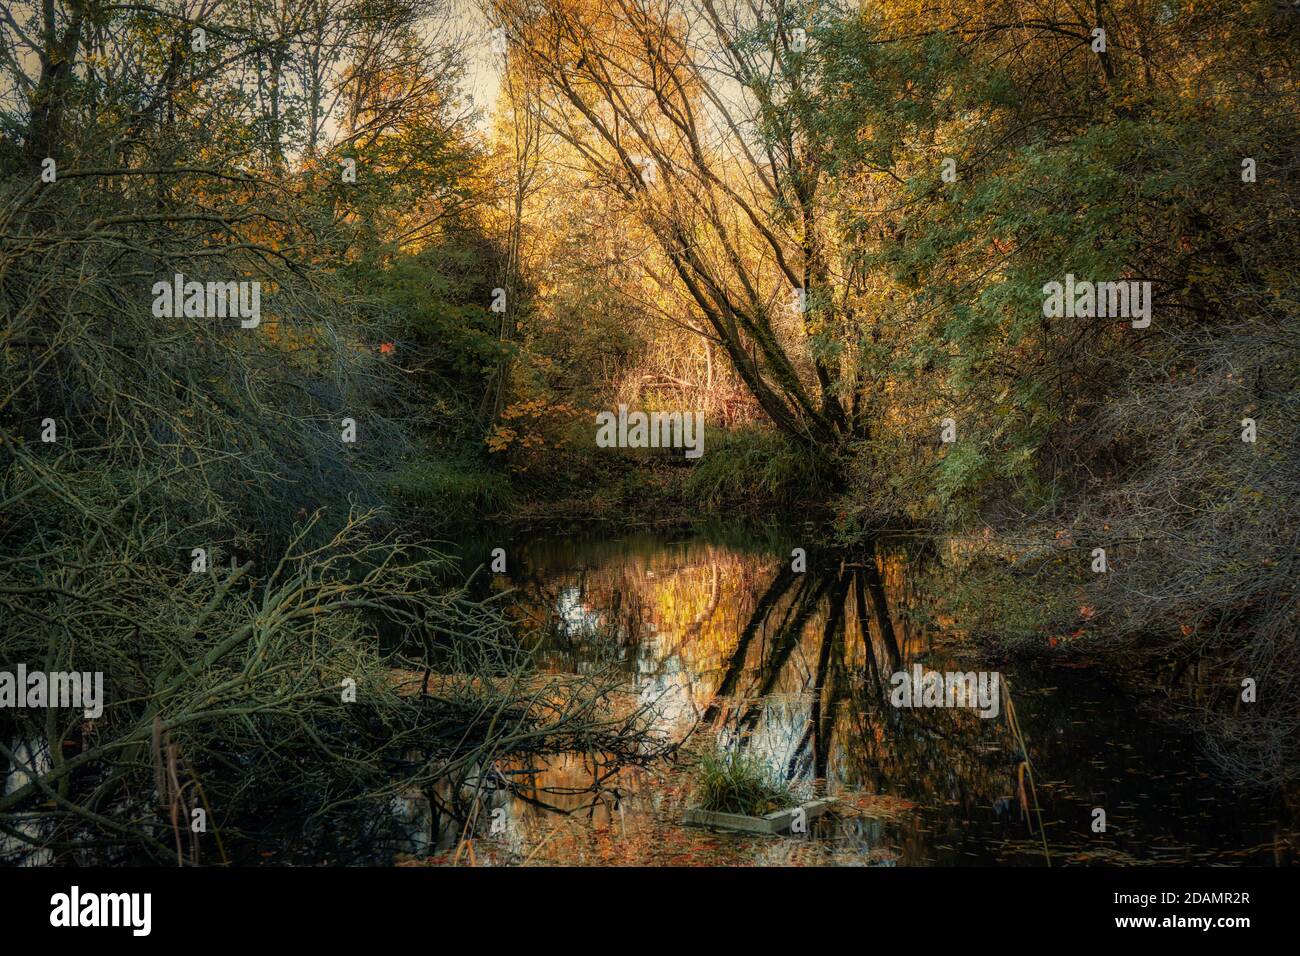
[685,426,834,512]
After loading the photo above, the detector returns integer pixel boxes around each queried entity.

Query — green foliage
[685,426,834,512]
[389,454,518,518]
[693,746,796,817]
[807,3,1300,780]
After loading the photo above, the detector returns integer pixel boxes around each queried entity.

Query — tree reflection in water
[420,532,1296,866]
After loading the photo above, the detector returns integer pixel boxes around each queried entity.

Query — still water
[404,528,1297,866]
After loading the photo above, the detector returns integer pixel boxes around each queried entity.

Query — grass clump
[694,747,797,816]
[685,426,833,512]
[390,454,518,519]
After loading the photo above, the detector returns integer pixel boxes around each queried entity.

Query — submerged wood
[681,798,835,835]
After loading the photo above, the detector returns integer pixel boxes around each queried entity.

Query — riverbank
[406,425,1299,798]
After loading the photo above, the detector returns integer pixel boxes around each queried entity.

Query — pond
[401,527,1298,867]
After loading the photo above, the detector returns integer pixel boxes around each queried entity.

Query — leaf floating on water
[838,792,919,820]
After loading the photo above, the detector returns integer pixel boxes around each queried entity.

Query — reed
[1003,678,1052,866]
